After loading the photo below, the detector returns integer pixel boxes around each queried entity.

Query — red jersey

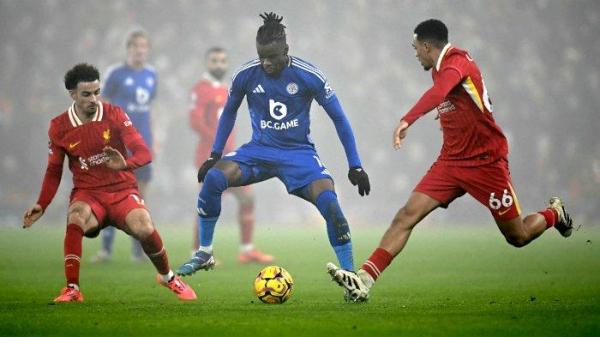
[36,102,151,211]
[189,74,235,167]
[403,44,508,166]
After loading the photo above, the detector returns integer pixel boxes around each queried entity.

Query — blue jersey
[103,63,157,148]
[213,56,362,168]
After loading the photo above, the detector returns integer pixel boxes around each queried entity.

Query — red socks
[538,208,558,228]
[140,229,170,275]
[64,224,84,286]
[361,248,393,281]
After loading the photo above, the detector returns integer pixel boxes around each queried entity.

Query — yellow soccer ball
[254,266,294,304]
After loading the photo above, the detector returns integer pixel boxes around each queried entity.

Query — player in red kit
[328,19,575,302]
[189,47,273,264]
[23,63,196,302]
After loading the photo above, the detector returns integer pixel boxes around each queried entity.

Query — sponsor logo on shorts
[498,208,511,216]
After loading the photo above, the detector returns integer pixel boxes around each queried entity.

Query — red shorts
[414,158,522,221]
[70,188,146,230]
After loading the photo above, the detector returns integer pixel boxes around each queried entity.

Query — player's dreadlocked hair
[256,12,286,45]
[414,19,448,48]
[64,63,100,90]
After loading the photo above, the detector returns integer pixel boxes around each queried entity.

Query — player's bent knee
[204,168,229,193]
[504,234,527,248]
[67,206,91,227]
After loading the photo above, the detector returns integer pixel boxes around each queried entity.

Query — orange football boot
[53,287,84,303]
[156,274,197,301]
[238,249,274,264]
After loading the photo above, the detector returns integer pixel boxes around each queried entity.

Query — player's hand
[23,204,44,228]
[197,152,222,183]
[348,167,370,196]
[393,119,410,150]
[103,146,127,170]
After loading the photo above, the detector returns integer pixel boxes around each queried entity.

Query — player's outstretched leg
[328,192,440,301]
[126,209,196,300]
[234,187,274,264]
[497,196,574,247]
[177,167,228,275]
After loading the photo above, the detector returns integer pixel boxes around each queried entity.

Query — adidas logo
[252,84,265,94]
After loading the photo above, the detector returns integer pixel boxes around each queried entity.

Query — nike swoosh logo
[498,208,511,216]
[69,141,81,149]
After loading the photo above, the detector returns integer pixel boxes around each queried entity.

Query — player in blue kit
[177,13,371,295]
[91,30,158,263]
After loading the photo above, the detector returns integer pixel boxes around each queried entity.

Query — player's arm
[105,109,152,171]
[188,87,216,138]
[322,97,370,196]
[314,76,370,196]
[394,67,463,149]
[24,128,65,228]
[196,72,246,183]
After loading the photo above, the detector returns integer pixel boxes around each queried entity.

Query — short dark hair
[414,19,448,48]
[205,46,226,59]
[256,12,286,45]
[64,63,100,90]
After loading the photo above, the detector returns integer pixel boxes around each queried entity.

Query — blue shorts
[223,142,333,194]
[134,164,152,182]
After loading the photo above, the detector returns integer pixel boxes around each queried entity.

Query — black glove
[348,167,370,196]
[197,152,221,183]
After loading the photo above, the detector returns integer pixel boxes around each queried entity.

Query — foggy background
[1,0,598,230]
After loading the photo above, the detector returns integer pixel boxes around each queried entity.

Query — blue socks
[315,190,354,271]
[197,168,228,249]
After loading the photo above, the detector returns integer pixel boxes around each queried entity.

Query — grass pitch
[0,224,598,337]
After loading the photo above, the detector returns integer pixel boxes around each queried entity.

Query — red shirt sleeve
[401,66,463,126]
[36,123,65,211]
[189,84,215,138]
[114,107,152,170]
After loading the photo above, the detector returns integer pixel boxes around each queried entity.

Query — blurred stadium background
[0,0,598,230]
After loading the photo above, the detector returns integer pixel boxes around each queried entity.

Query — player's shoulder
[231,58,261,83]
[444,46,473,64]
[48,109,71,137]
[48,104,81,138]
[289,56,327,83]
[143,64,157,76]
[102,102,126,117]
[104,62,126,79]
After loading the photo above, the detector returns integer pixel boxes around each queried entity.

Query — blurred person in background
[91,30,158,263]
[189,47,273,264]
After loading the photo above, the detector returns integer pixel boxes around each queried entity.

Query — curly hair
[64,63,100,90]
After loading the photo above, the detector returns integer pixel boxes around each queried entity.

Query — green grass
[0,224,599,337]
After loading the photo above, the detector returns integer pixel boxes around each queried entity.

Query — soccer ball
[254,266,294,304]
